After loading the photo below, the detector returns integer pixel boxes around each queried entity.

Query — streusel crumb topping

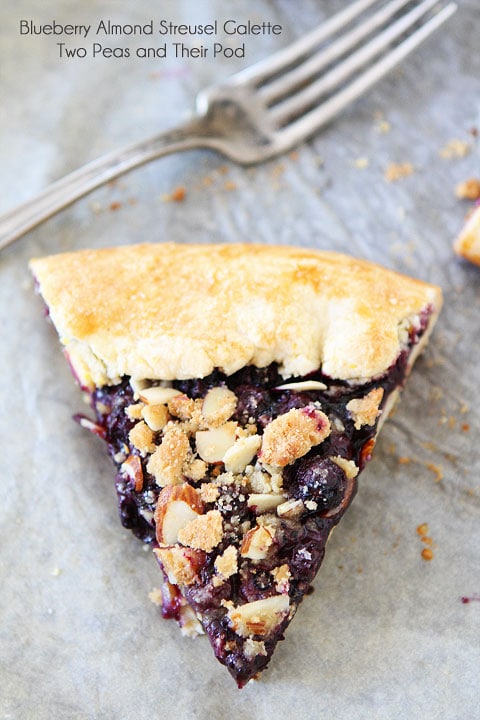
[346,388,384,430]
[177,510,223,552]
[260,406,331,467]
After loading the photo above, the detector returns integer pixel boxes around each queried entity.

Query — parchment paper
[1,1,479,718]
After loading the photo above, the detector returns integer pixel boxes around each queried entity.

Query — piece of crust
[454,205,480,267]
[30,243,442,389]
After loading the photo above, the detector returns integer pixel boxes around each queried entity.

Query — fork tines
[242,0,457,135]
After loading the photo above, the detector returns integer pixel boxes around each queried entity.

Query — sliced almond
[274,380,327,391]
[202,386,237,427]
[154,484,204,545]
[160,502,200,545]
[276,498,304,518]
[240,524,275,560]
[227,595,290,638]
[247,493,285,514]
[142,403,169,431]
[195,422,237,463]
[76,416,106,438]
[223,434,262,473]
[120,454,144,492]
[139,386,182,405]
[139,508,154,523]
[129,378,150,395]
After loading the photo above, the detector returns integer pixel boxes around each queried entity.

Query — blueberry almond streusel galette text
[30,242,442,687]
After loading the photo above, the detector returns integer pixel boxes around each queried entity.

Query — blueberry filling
[286,456,347,511]
[88,357,402,539]
[75,313,428,687]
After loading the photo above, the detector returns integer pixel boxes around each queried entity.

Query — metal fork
[0,0,456,250]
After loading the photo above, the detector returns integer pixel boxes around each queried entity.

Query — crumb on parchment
[440,138,471,159]
[455,178,480,201]
[161,186,186,202]
[384,162,414,182]
[416,523,435,561]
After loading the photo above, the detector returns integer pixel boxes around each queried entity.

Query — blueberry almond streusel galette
[30,242,442,687]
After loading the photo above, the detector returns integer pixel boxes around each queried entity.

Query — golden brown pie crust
[30,243,442,388]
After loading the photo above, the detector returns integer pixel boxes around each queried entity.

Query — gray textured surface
[1,1,479,719]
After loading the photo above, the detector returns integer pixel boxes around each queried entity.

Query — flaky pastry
[30,243,441,389]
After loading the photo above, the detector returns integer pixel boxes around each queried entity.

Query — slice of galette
[30,242,442,687]
[454,204,480,267]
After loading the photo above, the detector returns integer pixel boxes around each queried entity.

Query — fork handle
[0,114,213,251]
